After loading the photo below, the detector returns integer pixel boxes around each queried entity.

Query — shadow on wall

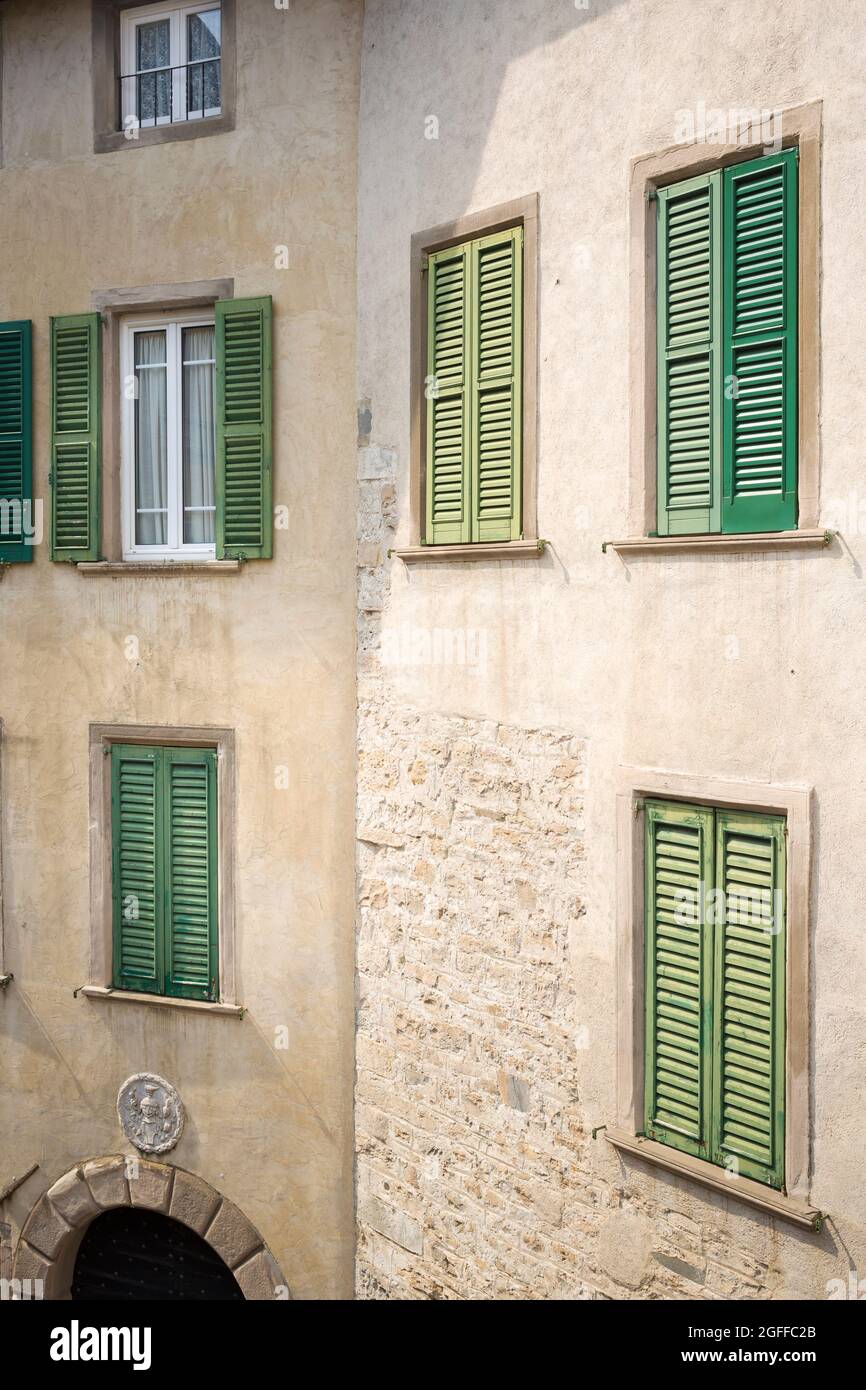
[360,0,629,229]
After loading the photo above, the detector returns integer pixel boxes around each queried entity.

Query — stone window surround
[12,1156,287,1299]
[398,193,540,563]
[610,766,820,1231]
[84,722,239,1013]
[611,98,823,558]
[92,0,236,155]
[79,277,239,574]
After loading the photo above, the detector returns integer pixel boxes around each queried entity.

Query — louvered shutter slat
[426,246,471,543]
[644,801,715,1158]
[216,297,272,559]
[472,228,522,542]
[50,314,100,561]
[0,321,33,563]
[112,746,162,995]
[722,150,797,533]
[165,749,218,1003]
[656,173,722,535]
[712,811,785,1188]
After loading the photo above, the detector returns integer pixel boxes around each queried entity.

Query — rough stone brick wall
[353,435,846,1301]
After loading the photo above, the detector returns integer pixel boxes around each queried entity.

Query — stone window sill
[605,1127,823,1231]
[77,561,242,576]
[79,985,243,1018]
[391,539,546,562]
[603,529,832,557]
[95,114,234,156]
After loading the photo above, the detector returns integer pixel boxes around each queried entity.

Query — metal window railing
[118,57,221,129]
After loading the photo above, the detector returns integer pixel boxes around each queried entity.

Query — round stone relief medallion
[117,1072,184,1155]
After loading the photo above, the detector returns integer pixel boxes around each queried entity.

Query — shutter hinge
[645,188,658,203]
[48,470,54,485]
[634,798,645,818]
[420,256,429,276]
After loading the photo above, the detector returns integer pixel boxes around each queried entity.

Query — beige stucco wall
[0,0,362,1298]
[355,0,866,1297]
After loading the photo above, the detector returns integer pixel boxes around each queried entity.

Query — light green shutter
[50,313,101,561]
[0,321,33,564]
[711,810,785,1188]
[471,226,523,542]
[111,744,162,995]
[425,243,471,544]
[164,748,218,1003]
[722,149,797,533]
[644,800,715,1159]
[215,296,273,559]
[656,172,722,535]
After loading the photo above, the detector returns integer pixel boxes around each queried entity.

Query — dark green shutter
[471,226,522,542]
[656,172,722,535]
[722,149,797,533]
[50,313,101,561]
[111,745,162,995]
[215,296,272,559]
[711,810,785,1188]
[644,800,715,1159]
[425,243,471,544]
[164,748,218,1002]
[0,321,33,564]
[112,743,218,1002]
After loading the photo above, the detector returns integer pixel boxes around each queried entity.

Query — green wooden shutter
[722,150,797,533]
[471,226,523,542]
[425,243,471,544]
[712,810,785,1188]
[215,296,272,559]
[0,321,33,564]
[111,744,162,995]
[644,800,715,1159]
[656,172,722,535]
[50,313,101,561]
[164,747,218,1003]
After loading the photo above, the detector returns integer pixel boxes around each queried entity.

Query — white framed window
[120,2,222,130]
[120,312,217,561]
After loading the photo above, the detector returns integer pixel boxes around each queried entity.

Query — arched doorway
[13,1156,289,1300]
[71,1207,244,1301]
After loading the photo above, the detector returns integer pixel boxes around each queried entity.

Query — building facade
[0,0,361,1299]
[1,0,865,1303]
[355,0,866,1300]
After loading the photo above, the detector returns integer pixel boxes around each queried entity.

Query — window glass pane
[187,10,221,114]
[134,331,168,545]
[182,326,216,544]
[136,18,172,123]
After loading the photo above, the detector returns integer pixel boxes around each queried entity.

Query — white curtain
[135,331,167,545]
[182,326,216,544]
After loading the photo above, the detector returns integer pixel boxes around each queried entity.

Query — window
[424,226,523,545]
[120,2,221,130]
[656,148,797,536]
[49,294,273,566]
[644,799,786,1189]
[121,313,217,560]
[111,743,218,1001]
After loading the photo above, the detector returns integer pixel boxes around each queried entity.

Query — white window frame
[120,1,222,130]
[120,311,217,562]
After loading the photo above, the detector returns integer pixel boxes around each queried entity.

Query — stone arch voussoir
[12,1156,289,1301]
